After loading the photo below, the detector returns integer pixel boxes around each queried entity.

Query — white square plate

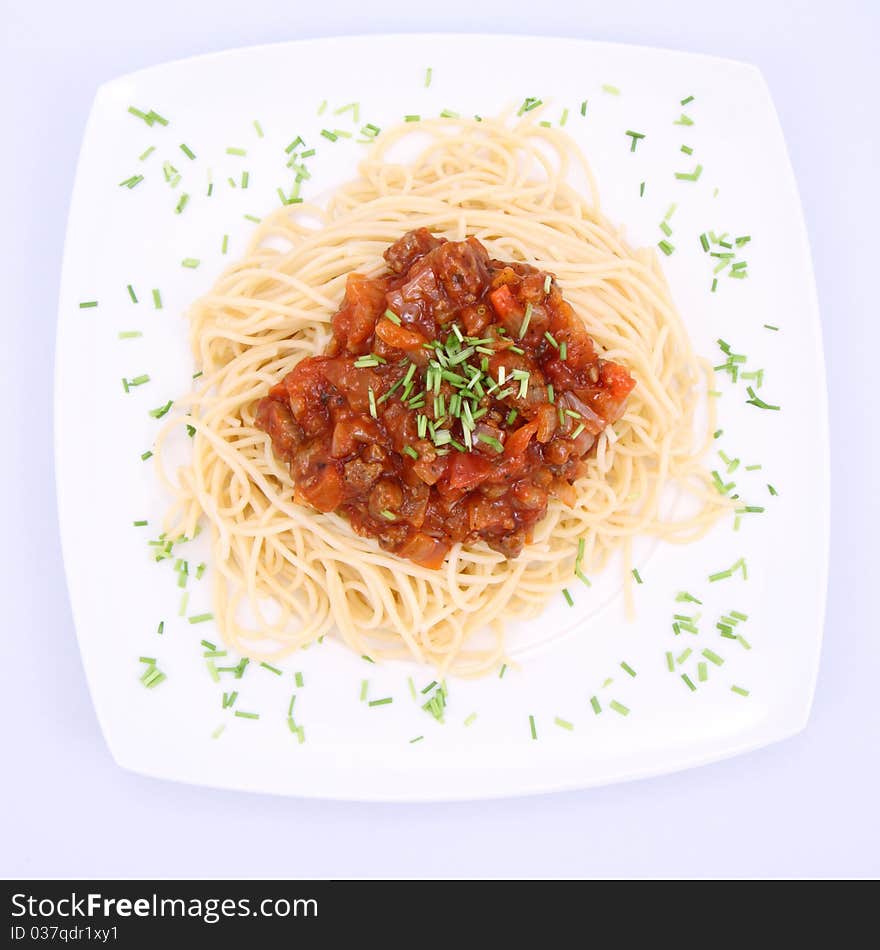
[56,35,828,800]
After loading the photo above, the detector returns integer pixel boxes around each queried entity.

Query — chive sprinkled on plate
[602,83,620,95]
[625,130,645,151]
[528,715,538,739]
[369,697,393,707]
[620,661,637,678]
[674,164,703,182]
[554,717,574,731]
[609,700,629,716]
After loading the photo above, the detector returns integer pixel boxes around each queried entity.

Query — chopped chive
[118,330,142,340]
[149,400,172,419]
[580,99,588,115]
[657,239,675,256]
[141,450,153,461]
[676,591,703,605]
[602,84,620,95]
[764,324,779,331]
[680,144,693,155]
[700,233,710,252]
[294,671,304,688]
[528,715,537,740]
[609,700,629,716]
[424,66,432,87]
[731,685,750,697]
[361,655,375,664]
[639,181,645,197]
[711,278,718,293]
[259,661,282,676]
[368,697,393,707]
[138,146,155,161]
[499,664,507,679]
[519,302,533,339]
[179,143,196,160]
[680,95,695,105]
[660,220,672,237]
[226,146,247,156]
[562,587,574,607]
[746,387,781,411]
[632,568,643,585]
[174,193,189,215]
[697,662,708,683]
[589,696,602,715]
[320,129,338,142]
[409,736,424,744]
[234,711,260,720]
[675,164,703,181]
[477,433,504,454]
[625,130,645,151]
[244,214,261,223]
[665,651,675,672]
[188,613,214,624]
[79,300,98,309]
[620,661,637,678]
[152,288,163,309]
[681,674,697,692]
[554,717,574,731]
[181,257,200,269]
[674,113,694,126]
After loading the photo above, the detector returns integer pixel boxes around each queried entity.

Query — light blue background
[2,0,878,879]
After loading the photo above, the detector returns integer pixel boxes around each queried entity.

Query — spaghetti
[157,116,728,676]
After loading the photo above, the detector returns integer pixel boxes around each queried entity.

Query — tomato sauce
[255,229,635,569]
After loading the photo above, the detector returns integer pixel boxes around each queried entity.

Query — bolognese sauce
[255,229,635,569]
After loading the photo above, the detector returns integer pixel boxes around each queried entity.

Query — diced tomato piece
[398,532,450,570]
[503,421,538,458]
[446,452,495,491]
[601,361,636,401]
[374,317,428,350]
[300,462,344,512]
[332,274,387,351]
[489,284,518,319]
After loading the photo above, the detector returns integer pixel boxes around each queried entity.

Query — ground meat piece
[384,227,444,274]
